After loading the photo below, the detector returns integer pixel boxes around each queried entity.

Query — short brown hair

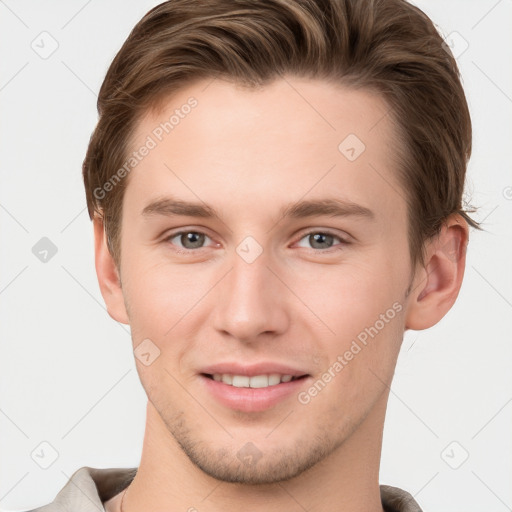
[83,0,480,269]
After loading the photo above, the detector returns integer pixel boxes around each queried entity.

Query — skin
[98,77,468,512]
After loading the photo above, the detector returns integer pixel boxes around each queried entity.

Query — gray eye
[296,232,341,250]
[309,233,334,249]
[169,231,209,250]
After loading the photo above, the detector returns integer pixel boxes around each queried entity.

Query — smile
[205,373,304,388]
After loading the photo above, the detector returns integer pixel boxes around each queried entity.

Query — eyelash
[164,229,349,254]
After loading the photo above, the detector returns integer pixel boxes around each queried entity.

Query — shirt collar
[32,466,423,512]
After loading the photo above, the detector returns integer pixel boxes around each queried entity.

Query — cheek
[293,257,406,394]
[122,261,204,394]
[301,302,405,420]
[120,253,201,341]
[294,258,403,337]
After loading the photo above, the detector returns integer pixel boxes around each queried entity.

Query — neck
[117,393,388,512]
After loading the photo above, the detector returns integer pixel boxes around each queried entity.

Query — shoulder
[380,484,423,512]
[20,466,138,512]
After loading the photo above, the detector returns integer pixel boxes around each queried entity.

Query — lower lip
[200,375,309,412]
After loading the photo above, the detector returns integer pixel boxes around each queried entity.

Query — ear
[405,213,469,330]
[93,215,130,325]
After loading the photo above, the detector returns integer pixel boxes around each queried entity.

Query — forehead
[125,76,406,228]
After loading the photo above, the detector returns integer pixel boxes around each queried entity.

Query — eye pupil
[310,233,333,249]
[182,232,205,249]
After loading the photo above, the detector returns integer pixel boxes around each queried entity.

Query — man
[28,0,480,510]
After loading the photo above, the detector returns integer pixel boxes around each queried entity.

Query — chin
[173,428,341,485]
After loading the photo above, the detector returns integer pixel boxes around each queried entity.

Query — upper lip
[200,362,309,377]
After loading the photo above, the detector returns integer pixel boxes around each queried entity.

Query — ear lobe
[93,216,130,325]
[405,214,469,331]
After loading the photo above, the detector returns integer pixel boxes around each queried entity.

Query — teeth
[268,374,281,386]
[211,373,297,388]
[232,375,250,387]
[221,374,233,385]
[249,375,269,388]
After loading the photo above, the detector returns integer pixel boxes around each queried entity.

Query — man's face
[116,77,414,484]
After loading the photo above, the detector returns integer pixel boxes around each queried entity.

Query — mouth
[199,365,311,412]
[201,373,308,388]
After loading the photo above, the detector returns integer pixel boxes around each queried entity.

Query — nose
[212,246,290,343]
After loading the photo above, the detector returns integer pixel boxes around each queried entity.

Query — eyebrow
[141,196,375,221]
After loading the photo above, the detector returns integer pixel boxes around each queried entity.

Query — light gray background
[0,1,511,510]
